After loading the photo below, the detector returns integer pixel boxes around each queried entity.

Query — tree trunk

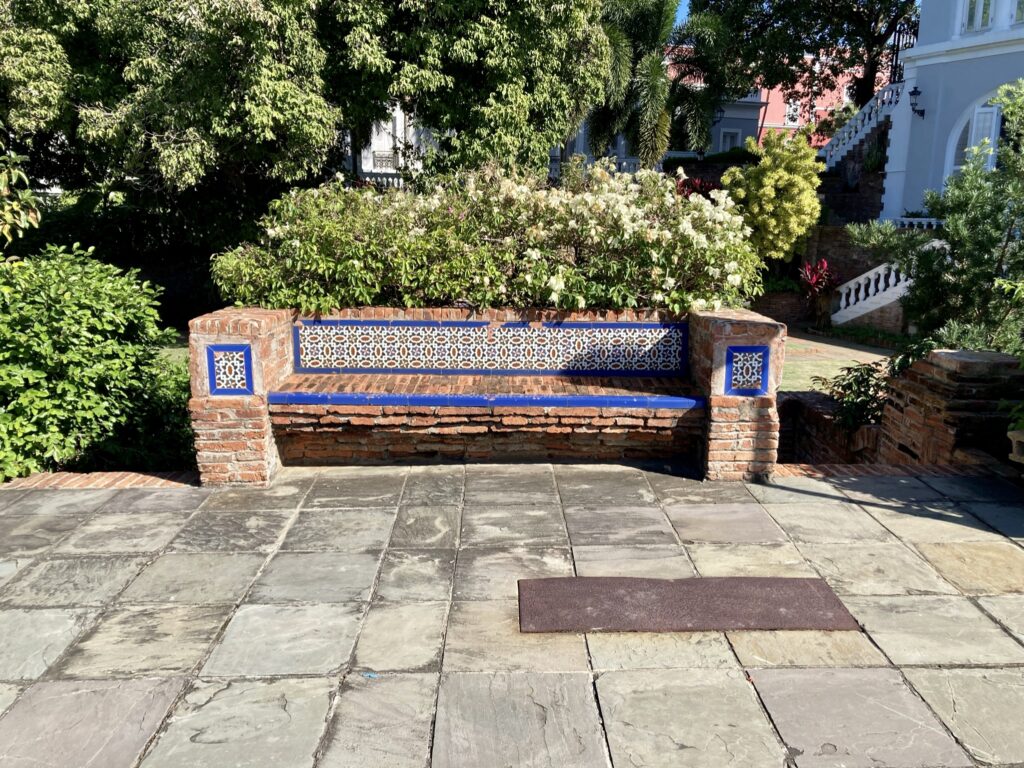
[851,55,881,108]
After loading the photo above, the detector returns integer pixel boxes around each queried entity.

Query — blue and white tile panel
[725,345,770,396]
[294,320,688,376]
[207,344,254,396]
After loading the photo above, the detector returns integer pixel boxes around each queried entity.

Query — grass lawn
[160,335,189,364]
[781,331,890,392]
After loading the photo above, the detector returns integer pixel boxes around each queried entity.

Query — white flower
[727,274,742,287]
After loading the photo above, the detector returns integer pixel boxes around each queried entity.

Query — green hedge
[0,246,194,479]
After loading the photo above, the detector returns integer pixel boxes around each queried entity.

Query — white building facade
[881,0,1024,217]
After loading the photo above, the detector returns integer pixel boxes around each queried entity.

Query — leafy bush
[0,245,188,479]
[813,361,888,430]
[814,337,938,431]
[676,176,722,199]
[213,162,762,313]
[722,126,823,261]
[849,79,1024,350]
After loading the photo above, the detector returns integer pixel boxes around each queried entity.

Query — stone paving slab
[354,601,447,672]
[763,502,893,543]
[598,668,785,767]
[564,505,675,545]
[320,672,437,768]
[572,545,696,578]
[99,487,210,514]
[452,546,572,600]
[0,490,26,513]
[0,558,30,588]
[202,603,360,676]
[563,506,676,545]
[249,551,380,603]
[390,505,461,549]
[978,594,1024,642]
[460,506,567,548]
[666,502,787,543]
[915,541,1024,594]
[55,512,190,554]
[0,609,94,680]
[750,667,971,768]
[442,600,589,672]
[0,514,88,556]
[140,677,333,768]
[303,467,407,508]
[282,509,395,553]
[464,464,558,506]
[746,477,849,505]
[0,556,146,606]
[586,631,736,670]
[555,465,658,509]
[432,672,609,768]
[728,630,888,668]
[903,667,1024,766]
[120,553,265,604]
[54,605,229,678]
[844,595,1024,665]
[0,683,18,715]
[798,541,957,595]
[375,549,455,602]
[200,475,313,512]
[170,509,293,553]
[645,474,756,505]
[0,677,183,768]
[920,476,1024,503]
[832,476,947,505]
[961,502,1024,541]
[401,465,464,506]
[4,489,117,516]
[859,501,1005,543]
[687,543,819,577]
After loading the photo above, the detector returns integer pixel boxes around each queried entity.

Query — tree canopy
[671,0,918,148]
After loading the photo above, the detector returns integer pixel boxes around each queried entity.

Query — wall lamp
[908,86,926,119]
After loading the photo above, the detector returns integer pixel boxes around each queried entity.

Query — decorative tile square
[206,344,253,395]
[726,345,769,395]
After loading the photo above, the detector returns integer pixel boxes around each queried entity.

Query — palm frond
[632,51,670,166]
[603,23,632,109]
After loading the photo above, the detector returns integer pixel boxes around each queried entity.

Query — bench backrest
[294,319,688,377]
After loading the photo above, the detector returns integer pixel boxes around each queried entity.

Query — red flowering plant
[676,176,721,199]
[799,259,839,327]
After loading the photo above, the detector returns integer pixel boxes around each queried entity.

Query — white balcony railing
[819,83,904,170]
[832,262,912,324]
[885,216,944,230]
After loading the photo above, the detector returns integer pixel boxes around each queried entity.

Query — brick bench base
[271,403,706,465]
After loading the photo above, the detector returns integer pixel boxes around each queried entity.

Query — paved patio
[0,465,1023,767]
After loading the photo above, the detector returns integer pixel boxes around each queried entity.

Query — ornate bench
[188,308,785,485]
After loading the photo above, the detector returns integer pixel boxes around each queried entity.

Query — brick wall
[188,308,294,486]
[841,300,904,335]
[271,405,705,465]
[804,226,887,286]
[689,309,787,481]
[750,292,809,326]
[879,350,1024,466]
[779,392,880,464]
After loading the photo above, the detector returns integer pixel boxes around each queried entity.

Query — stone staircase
[819,83,903,170]
[830,218,943,327]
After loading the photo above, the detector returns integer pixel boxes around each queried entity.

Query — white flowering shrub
[213,162,761,313]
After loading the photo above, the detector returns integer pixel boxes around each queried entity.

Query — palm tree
[587,0,675,169]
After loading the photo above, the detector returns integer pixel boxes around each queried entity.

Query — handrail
[819,83,903,170]
[832,261,912,323]
[888,217,944,230]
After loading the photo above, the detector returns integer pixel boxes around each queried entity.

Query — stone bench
[188,308,785,485]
